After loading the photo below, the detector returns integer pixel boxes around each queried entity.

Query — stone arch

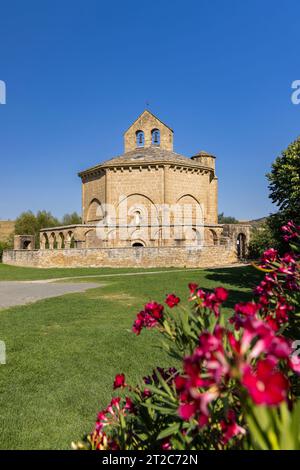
[49,232,56,250]
[87,199,103,223]
[207,228,218,246]
[57,232,65,249]
[129,227,148,245]
[151,128,160,146]
[176,194,204,224]
[176,194,201,205]
[117,193,159,226]
[184,227,203,247]
[66,230,75,249]
[40,233,49,250]
[85,228,98,248]
[136,130,144,147]
[237,233,247,259]
[22,240,32,250]
[132,240,146,247]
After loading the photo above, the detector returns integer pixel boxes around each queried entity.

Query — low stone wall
[3,244,238,269]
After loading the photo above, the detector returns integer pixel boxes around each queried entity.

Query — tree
[14,211,37,236]
[36,211,60,231]
[0,237,13,262]
[265,136,300,252]
[61,212,82,226]
[14,210,60,248]
[267,136,300,221]
[218,212,239,224]
[247,223,277,259]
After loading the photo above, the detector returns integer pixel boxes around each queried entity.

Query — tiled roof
[79,147,213,176]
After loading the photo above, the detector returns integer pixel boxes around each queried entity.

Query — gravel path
[0,282,100,309]
[0,263,248,309]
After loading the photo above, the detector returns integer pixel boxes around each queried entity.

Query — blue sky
[0,0,299,221]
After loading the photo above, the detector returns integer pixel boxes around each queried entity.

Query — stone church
[6,111,250,268]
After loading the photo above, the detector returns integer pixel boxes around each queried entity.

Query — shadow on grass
[206,265,263,290]
[205,265,264,310]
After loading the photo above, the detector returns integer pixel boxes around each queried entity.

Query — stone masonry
[5,110,251,268]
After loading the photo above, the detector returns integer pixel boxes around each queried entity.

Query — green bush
[0,239,13,262]
[247,223,277,259]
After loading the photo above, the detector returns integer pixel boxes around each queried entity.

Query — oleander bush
[73,221,300,450]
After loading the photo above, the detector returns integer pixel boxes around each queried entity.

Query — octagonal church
[7,110,250,268]
[41,110,225,250]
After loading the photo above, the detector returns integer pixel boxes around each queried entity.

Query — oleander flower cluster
[73,221,300,451]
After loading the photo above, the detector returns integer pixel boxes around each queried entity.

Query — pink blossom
[242,359,289,405]
[261,248,278,266]
[220,410,246,445]
[165,293,180,308]
[113,374,126,389]
[214,287,228,302]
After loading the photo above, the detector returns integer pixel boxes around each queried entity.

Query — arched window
[151,129,160,146]
[133,210,142,225]
[132,241,145,247]
[136,130,144,147]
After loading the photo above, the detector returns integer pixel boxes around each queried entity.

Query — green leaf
[157,422,181,440]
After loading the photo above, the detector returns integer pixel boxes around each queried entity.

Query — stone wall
[3,244,238,269]
[124,110,174,152]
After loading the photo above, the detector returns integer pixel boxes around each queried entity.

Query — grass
[0,265,262,449]
[0,264,181,281]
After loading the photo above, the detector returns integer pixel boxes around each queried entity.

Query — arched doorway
[237,233,246,259]
[22,240,32,250]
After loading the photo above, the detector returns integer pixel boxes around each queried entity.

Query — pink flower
[242,359,289,405]
[132,302,164,335]
[220,410,246,445]
[261,248,278,266]
[132,310,146,335]
[268,336,291,359]
[264,314,279,331]
[275,299,293,324]
[113,374,126,389]
[165,293,180,308]
[145,302,164,320]
[188,283,198,295]
[282,221,300,241]
[199,289,228,317]
[178,402,197,420]
[161,438,172,450]
[197,331,223,359]
[124,397,135,413]
[214,287,228,302]
[234,302,260,317]
[289,354,300,374]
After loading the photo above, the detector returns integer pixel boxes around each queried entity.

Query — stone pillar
[49,234,54,250]
[40,236,46,250]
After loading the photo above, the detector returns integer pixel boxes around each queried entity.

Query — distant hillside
[0,220,15,242]
[238,217,267,227]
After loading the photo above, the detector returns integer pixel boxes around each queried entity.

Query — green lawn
[0,265,262,449]
[0,263,180,281]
